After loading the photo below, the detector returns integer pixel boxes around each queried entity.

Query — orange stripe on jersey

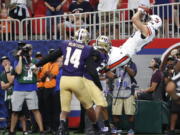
[109,56,129,69]
[147,26,152,36]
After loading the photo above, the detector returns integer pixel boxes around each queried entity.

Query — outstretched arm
[132,9,150,37]
[36,49,62,67]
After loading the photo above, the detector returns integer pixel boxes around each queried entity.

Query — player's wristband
[99,67,110,74]
[102,67,110,74]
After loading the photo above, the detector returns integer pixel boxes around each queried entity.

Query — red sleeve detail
[146,26,152,36]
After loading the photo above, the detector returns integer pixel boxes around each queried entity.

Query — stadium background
[0,0,180,134]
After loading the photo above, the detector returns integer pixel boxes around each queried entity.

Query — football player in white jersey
[108,7,162,70]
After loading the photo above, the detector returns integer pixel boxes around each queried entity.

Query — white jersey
[122,23,156,57]
[108,23,156,70]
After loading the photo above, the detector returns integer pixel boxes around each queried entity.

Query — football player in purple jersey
[84,35,115,133]
[36,29,102,135]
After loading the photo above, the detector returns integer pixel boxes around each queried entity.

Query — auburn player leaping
[108,7,162,70]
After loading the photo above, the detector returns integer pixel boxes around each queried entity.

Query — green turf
[0,130,170,135]
[0,131,166,135]
[14,132,166,135]
[2,131,172,135]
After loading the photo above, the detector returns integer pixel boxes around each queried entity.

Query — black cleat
[92,123,102,135]
[56,120,69,135]
[100,127,111,135]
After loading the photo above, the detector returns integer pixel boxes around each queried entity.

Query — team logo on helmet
[148,15,162,30]
[74,28,90,44]
[95,35,112,53]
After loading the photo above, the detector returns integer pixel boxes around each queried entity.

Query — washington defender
[36,29,101,135]
[83,35,114,133]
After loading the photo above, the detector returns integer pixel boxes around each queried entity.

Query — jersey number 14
[64,47,82,68]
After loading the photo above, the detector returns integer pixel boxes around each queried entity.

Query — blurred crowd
[0,0,179,39]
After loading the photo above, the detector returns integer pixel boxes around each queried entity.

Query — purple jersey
[96,52,109,67]
[84,51,109,80]
[59,40,93,76]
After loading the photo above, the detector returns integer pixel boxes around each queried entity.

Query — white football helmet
[148,15,162,30]
[74,28,90,44]
[95,35,111,53]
